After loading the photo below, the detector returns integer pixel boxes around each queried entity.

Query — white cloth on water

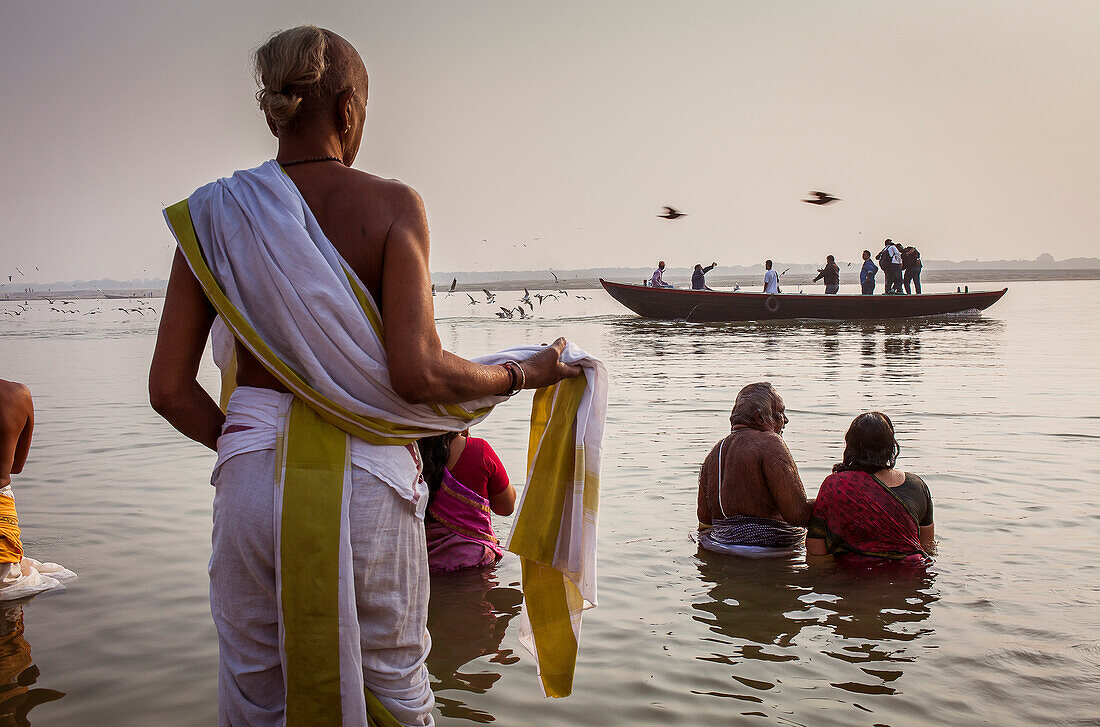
[214,386,427,517]
[0,558,77,602]
[0,487,76,602]
[210,449,434,727]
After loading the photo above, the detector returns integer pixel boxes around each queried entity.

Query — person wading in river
[149,25,581,727]
[696,383,813,554]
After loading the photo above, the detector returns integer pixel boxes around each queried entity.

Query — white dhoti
[211,450,432,726]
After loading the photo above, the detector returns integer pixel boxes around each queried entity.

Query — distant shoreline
[447,268,1100,293]
[4,269,1097,299]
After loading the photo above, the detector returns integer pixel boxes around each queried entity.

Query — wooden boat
[599,279,1007,322]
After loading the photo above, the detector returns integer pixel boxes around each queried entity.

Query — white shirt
[763,269,780,294]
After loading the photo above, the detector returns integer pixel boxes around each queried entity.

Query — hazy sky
[2,1,1098,282]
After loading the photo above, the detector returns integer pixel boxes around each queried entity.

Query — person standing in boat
[876,240,903,294]
[812,255,841,294]
[763,260,780,294]
[859,250,878,295]
[692,262,718,290]
[650,261,674,288]
[901,244,922,294]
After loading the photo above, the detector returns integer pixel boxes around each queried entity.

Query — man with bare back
[149,26,580,727]
[697,382,813,554]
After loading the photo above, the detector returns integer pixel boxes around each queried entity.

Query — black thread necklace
[279,155,343,167]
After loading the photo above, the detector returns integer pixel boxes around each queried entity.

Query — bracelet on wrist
[500,361,522,397]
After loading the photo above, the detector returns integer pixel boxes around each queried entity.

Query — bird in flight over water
[803,191,840,205]
[657,206,686,220]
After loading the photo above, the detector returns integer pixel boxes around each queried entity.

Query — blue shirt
[860,259,878,284]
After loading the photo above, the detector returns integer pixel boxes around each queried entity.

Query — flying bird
[519,288,532,305]
[497,307,514,319]
[514,307,530,319]
[447,278,457,295]
[482,289,496,304]
[466,294,480,305]
[802,191,840,205]
[657,206,686,220]
[575,295,591,300]
[549,270,559,284]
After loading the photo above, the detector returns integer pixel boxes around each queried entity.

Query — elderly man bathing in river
[696,382,813,556]
[149,26,580,727]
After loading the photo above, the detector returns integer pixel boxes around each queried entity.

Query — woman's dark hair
[833,412,900,474]
[417,432,459,501]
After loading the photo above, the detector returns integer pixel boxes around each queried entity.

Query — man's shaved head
[253,26,368,132]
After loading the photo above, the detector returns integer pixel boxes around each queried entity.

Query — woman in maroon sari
[807,413,935,563]
[417,431,516,573]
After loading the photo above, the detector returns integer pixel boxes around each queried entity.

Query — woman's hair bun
[253,25,328,128]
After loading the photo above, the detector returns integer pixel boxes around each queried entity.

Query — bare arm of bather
[760,435,814,527]
[805,537,829,557]
[149,250,223,451]
[919,524,935,551]
[381,186,581,404]
[696,445,716,527]
[0,380,34,487]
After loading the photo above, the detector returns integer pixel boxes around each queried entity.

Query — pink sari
[425,469,504,574]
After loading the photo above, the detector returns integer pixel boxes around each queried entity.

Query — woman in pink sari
[417,432,516,573]
[807,413,936,563]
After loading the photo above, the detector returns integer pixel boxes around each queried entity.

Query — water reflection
[0,604,63,726]
[426,568,523,724]
[692,551,937,701]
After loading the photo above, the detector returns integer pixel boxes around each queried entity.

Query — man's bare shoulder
[733,428,791,456]
[0,380,31,424]
[341,170,422,209]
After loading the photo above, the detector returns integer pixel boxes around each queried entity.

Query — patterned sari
[809,471,930,564]
[425,469,505,573]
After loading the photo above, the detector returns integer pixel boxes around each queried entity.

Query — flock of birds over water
[3,191,842,322]
[433,269,591,320]
[1,297,157,320]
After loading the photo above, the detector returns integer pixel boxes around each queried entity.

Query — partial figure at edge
[0,380,77,602]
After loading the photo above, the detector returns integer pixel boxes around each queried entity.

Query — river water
[0,280,1097,726]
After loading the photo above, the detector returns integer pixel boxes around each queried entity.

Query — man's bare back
[0,380,33,490]
[232,164,420,392]
[697,427,812,527]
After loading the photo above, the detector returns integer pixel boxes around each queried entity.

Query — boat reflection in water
[0,603,63,726]
[692,551,938,708]
[426,567,523,724]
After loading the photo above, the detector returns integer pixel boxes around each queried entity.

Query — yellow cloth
[0,498,22,565]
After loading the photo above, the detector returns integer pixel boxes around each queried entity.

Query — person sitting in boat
[417,430,516,573]
[650,261,674,288]
[691,262,718,290]
[763,260,780,294]
[812,255,841,294]
[696,383,813,556]
[807,412,935,563]
[859,250,878,295]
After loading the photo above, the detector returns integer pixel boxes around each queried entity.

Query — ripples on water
[0,281,1098,725]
